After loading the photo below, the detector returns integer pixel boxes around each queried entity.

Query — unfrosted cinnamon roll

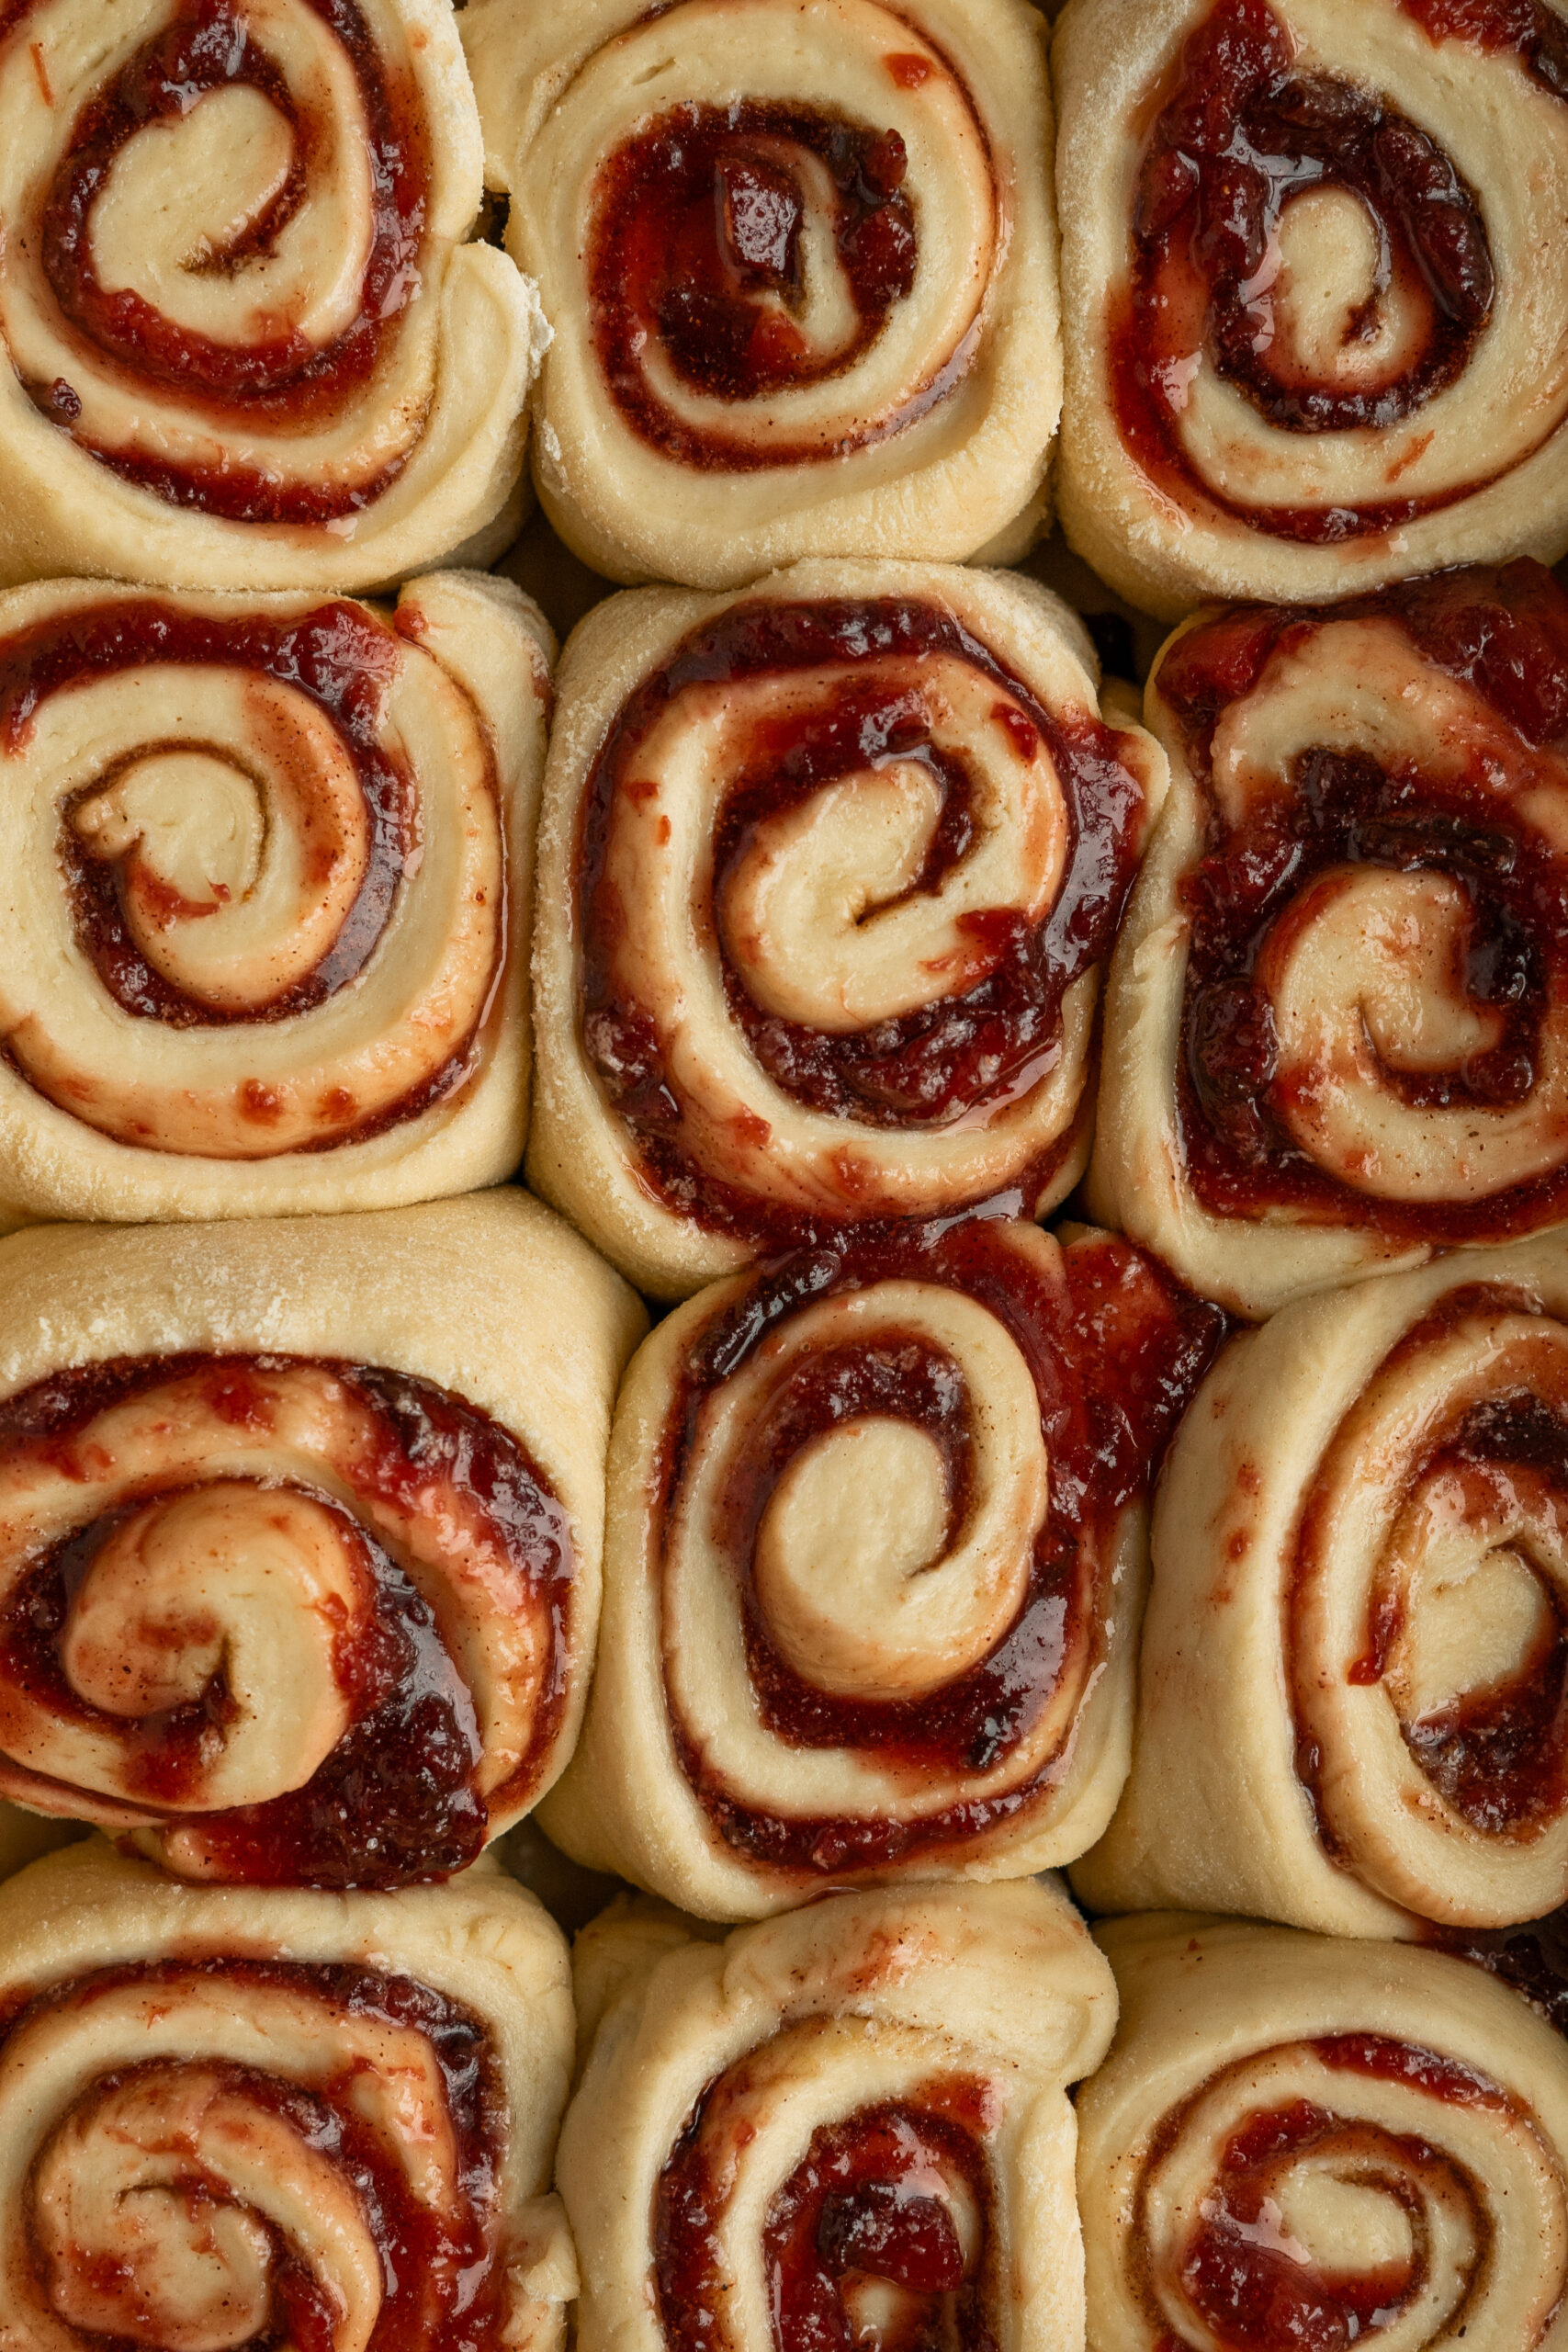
[1079,1913,1568,2352]
[1055,0,1568,618]
[460,0,1059,587]
[0,1193,645,1887]
[1075,1238,1568,1938]
[539,1219,1225,1918]
[1089,560,1568,1319]
[0,0,544,594]
[0,571,549,1228]
[529,561,1167,1298]
[562,1879,1116,2352]
[0,1837,577,2352]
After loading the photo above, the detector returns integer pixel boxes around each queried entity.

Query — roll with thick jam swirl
[561,1879,1116,2352]
[537,1219,1226,1919]
[1078,1914,1568,2352]
[0,1836,577,2352]
[1054,0,1568,618]
[0,0,545,594]
[0,571,549,1228]
[528,562,1167,1299]
[459,0,1059,587]
[1075,1239,1568,1939]
[0,1193,645,1888]
[1089,560,1568,1320]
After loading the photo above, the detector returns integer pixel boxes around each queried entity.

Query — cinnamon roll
[1055,0,1568,618]
[0,1836,577,2352]
[0,571,550,1228]
[561,1879,1117,2352]
[0,1192,645,1886]
[1078,1913,1568,2352]
[538,1219,1226,1919]
[1075,1238,1568,1938]
[0,0,544,594]
[528,561,1167,1298]
[1089,560,1568,1319]
[459,0,1059,587]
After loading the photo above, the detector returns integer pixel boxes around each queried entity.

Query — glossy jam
[4,1956,508,2352]
[657,2071,995,2352]
[0,1353,572,1888]
[0,597,495,1144]
[1397,0,1568,99]
[19,0,428,522]
[1166,561,1568,1242]
[1158,2039,1502,2351]
[1111,0,1526,543]
[659,1219,1227,1875]
[578,597,1150,1250]
[588,100,968,469]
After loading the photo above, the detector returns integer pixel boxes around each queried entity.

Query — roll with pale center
[528,560,1167,1299]
[0,1836,576,2352]
[0,571,549,1227]
[0,1193,645,1888]
[460,0,1059,587]
[538,1217,1225,1919]
[1089,560,1568,1319]
[1055,0,1568,617]
[561,1878,1116,2352]
[1075,1238,1568,1939]
[1078,1913,1568,2352]
[0,0,545,593]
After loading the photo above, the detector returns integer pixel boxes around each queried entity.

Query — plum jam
[587,98,975,468]
[19,0,429,521]
[0,596,498,1142]
[658,2066,996,2352]
[1109,0,1560,541]
[5,1956,510,2351]
[1166,560,1568,1242]
[577,596,1150,1250]
[657,1219,1227,1876]
[0,1353,573,1889]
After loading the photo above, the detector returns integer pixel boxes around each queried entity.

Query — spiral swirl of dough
[0,1838,577,2352]
[1076,1239,1568,1939]
[529,563,1165,1298]
[1089,560,1568,1320]
[0,1195,646,1890]
[0,0,544,592]
[1055,0,1568,617]
[558,1881,1116,2352]
[461,0,1059,586]
[539,1219,1224,1919]
[1077,1916,1568,2352]
[0,571,549,1228]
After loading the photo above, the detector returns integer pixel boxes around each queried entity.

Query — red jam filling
[657,1219,1227,1876]
[658,2075,996,2352]
[12,0,427,522]
[1428,1905,1568,2034]
[1165,560,1568,1241]
[588,99,976,469]
[578,597,1150,1249]
[1294,1284,1568,1850]
[5,1957,509,2352]
[0,597,496,1145]
[1108,0,1566,543]
[0,1353,573,1889]
[1155,2040,1504,2351]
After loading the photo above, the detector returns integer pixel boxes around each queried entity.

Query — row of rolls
[6,1173,1568,2341]
[6,1829,1568,2348]
[6,550,1568,1325]
[0,0,1564,605]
